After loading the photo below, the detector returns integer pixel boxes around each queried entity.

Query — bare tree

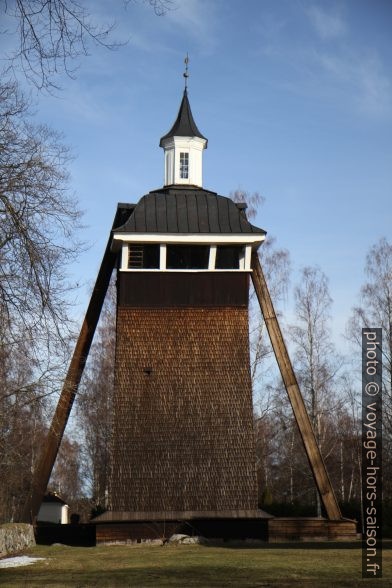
[231,189,291,411]
[0,80,84,521]
[348,238,392,430]
[49,436,82,503]
[76,280,115,510]
[231,189,292,506]
[251,237,290,383]
[347,237,392,506]
[231,189,264,222]
[289,266,343,516]
[2,0,174,90]
[0,80,82,385]
[0,338,48,523]
[335,376,362,519]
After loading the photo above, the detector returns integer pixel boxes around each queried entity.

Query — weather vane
[183,53,189,89]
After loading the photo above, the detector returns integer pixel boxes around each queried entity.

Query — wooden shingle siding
[109,306,258,514]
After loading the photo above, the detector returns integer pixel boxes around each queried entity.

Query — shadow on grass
[0,563,367,588]
[207,540,392,550]
[212,541,363,550]
[2,543,390,587]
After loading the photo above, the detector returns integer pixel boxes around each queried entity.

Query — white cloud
[316,50,392,117]
[163,0,219,53]
[39,82,113,126]
[252,6,391,120]
[306,5,347,40]
[90,0,220,57]
[165,0,211,31]
[253,12,288,57]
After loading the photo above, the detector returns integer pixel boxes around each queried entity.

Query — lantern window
[180,152,189,179]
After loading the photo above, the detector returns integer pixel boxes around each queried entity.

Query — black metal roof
[113,186,266,235]
[159,89,208,147]
[43,493,67,505]
[112,202,136,230]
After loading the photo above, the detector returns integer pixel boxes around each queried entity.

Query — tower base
[93,512,357,544]
[267,517,358,542]
[94,509,271,544]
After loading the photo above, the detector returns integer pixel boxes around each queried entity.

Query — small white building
[37,492,69,524]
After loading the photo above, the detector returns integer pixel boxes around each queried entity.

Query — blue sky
[2,0,391,352]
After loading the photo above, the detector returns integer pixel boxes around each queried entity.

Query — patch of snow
[167,534,208,545]
[0,556,45,568]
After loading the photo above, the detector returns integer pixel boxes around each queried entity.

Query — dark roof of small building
[113,186,266,235]
[42,492,67,505]
[159,89,208,147]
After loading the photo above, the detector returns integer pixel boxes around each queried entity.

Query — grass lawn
[0,542,391,587]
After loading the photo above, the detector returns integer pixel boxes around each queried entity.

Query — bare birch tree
[289,266,343,516]
[348,238,392,427]
[230,189,290,410]
[76,280,115,511]
[49,436,83,502]
[347,237,392,502]
[231,189,291,505]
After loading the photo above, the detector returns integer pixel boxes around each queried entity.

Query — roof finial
[183,53,189,90]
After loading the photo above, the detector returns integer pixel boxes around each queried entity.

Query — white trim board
[113,233,265,245]
[119,269,253,273]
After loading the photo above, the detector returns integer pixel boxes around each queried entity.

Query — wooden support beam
[21,236,117,523]
[251,252,342,521]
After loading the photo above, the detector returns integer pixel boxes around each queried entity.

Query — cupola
[159,88,207,187]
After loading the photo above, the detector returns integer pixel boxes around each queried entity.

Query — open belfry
[24,62,357,542]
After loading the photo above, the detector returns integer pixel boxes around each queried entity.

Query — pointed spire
[160,61,208,187]
[159,89,208,147]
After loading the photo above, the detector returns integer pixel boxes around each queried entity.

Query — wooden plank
[251,252,342,521]
[94,509,268,522]
[118,272,249,308]
[268,517,357,542]
[20,236,117,523]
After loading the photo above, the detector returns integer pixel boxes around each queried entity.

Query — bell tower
[94,73,268,540]
[26,62,354,544]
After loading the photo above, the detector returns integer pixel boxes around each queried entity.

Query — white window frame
[208,245,217,270]
[160,244,167,270]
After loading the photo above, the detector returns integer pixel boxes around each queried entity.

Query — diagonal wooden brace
[251,251,342,520]
[21,236,116,523]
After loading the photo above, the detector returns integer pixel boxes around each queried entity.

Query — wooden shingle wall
[109,306,258,514]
